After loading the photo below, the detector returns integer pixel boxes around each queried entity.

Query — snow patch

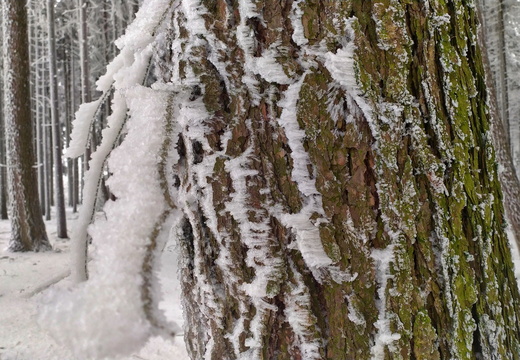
[277,75,332,271]
[66,98,102,158]
[289,0,308,46]
[370,245,401,359]
[506,226,520,285]
[256,48,292,85]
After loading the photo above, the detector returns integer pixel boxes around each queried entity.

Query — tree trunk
[78,0,94,173]
[2,0,50,252]
[154,1,520,359]
[47,0,68,239]
[33,1,46,217]
[63,38,74,208]
[0,110,7,220]
[0,5,7,221]
[44,91,52,221]
[68,37,79,213]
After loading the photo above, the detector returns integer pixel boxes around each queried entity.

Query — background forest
[0,0,140,230]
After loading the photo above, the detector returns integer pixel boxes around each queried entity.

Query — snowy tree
[51,0,520,359]
[54,0,81,212]
[2,0,50,251]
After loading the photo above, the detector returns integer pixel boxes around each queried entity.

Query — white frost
[42,1,181,358]
[66,98,102,158]
[256,48,292,85]
[370,245,401,359]
[40,86,180,359]
[289,0,308,46]
[277,75,333,271]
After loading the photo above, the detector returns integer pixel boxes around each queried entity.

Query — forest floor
[0,209,189,360]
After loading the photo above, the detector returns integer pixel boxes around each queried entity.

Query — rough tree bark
[155,1,520,359]
[155,0,520,359]
[2,0,50,251]
[146,1,520,359]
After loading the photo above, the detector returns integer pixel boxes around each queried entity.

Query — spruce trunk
[155,1,520,358]
[2,0,50,252]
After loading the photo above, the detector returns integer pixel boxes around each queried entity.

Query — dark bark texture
[2,0,50,251]
[154,1,520,359]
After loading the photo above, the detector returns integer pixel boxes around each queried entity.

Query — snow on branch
[40,1,181,359]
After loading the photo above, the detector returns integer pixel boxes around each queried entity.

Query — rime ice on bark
[277,75,332,271]
[370,245,401,358]
[236,0,261,103]
[289,0,308,47]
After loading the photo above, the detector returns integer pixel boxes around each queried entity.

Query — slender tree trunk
[70,50,79,213]
[63,39,74,209]
[47,0,68,238]
[2,0,50,252]
[78,0,94,172]
[0,113,7,221]
[0,16,6,221]
[153,1,520,359]
[110,0,119,55]
[0,123,7,220]
[48,102,54,208]
[36,75,45,217]
[43,93,52,221]
[34,4,45,218]
[496,0,510,136]
[39,65,48,219]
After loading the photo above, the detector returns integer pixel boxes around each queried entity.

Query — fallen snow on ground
[0,209,188,360]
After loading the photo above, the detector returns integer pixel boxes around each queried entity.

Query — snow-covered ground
[0,209,189,360]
